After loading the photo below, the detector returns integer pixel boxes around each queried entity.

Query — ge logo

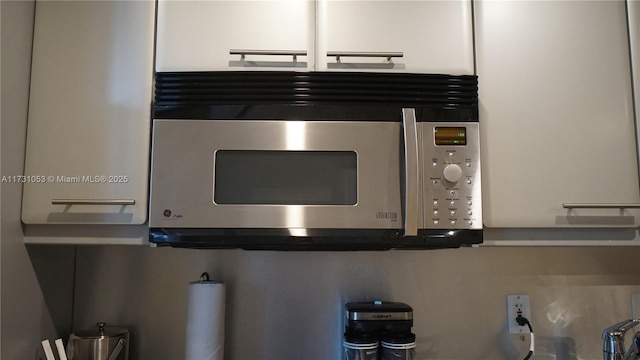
[163,209,172,217]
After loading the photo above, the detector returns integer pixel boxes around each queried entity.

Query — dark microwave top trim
[154,71,478,121]
[154,103,477,122]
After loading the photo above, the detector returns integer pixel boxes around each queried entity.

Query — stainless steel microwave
[148,72,482,249]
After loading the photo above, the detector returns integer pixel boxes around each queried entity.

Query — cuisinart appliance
[149,71,482,249]
[343,301,416,360]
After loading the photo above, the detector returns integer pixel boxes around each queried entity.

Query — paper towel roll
[185,278,225,360]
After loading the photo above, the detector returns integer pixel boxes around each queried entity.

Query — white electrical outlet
[632,294,640,319]
[507,294,531,334]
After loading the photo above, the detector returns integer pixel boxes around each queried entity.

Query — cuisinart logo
[372,314,393,319]
[376,212,398,222]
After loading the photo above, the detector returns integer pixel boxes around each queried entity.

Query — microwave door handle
[402,108,419,236]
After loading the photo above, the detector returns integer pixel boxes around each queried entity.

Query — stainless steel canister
[380,332,416,360]
[343,332,379,360]
[67,322,129,360]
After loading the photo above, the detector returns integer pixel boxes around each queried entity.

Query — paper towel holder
[185,272,225,360]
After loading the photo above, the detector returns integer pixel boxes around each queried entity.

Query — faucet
[603,319,640,360]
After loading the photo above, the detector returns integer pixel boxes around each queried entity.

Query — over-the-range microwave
[149,72,482,250]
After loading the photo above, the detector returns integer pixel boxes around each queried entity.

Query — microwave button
[450,220,456,226]
[433,200,438,207]
[450,201,455,207]
[443,164,463,183]
[433,220,439,226]
[433,210,439,216]
[450,210,456,216]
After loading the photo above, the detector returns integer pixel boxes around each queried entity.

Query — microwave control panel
[421,122,482,230]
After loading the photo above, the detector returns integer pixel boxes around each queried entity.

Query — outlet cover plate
[507,294,531,334]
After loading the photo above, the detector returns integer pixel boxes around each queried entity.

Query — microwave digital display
[434,127,466,146]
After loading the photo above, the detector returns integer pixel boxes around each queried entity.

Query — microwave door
[149,119,404,231]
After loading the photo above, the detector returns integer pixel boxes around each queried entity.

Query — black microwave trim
[153,103,478,123]
[154,71,478,109]
[149,228,482,250]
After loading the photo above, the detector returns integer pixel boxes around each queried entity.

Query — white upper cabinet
[156,0,474,74]
[316,0,474,74]
[156,0,315,72]
[22,1,155,225]
[476,0,640,227]
[630,0,640,168]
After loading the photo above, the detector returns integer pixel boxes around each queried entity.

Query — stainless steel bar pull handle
[52,199,135,205]
[327,51,403,62]
[230,49,307,62]
[402,108,419,236]
[563,203,640,209]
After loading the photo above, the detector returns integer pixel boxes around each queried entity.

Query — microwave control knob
[443,164,463,183]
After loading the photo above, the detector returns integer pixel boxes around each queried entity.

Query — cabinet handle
[230,49,307,62]
[563,203,640,209]
[52,199,135,205]
[402,108,419,237]
[327,51,404,62]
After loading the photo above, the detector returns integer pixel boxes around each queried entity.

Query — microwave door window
[213,150,357,205]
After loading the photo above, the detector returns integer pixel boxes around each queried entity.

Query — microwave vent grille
[154,71,478,108]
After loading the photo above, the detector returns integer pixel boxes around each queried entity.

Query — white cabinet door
[156,0,315,72]
[630,0,640,172]
[22,1,155,225]
[476,0,640,227]
[316,0,474,74]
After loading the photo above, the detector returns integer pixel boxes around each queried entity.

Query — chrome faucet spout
[604,319,640,360]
